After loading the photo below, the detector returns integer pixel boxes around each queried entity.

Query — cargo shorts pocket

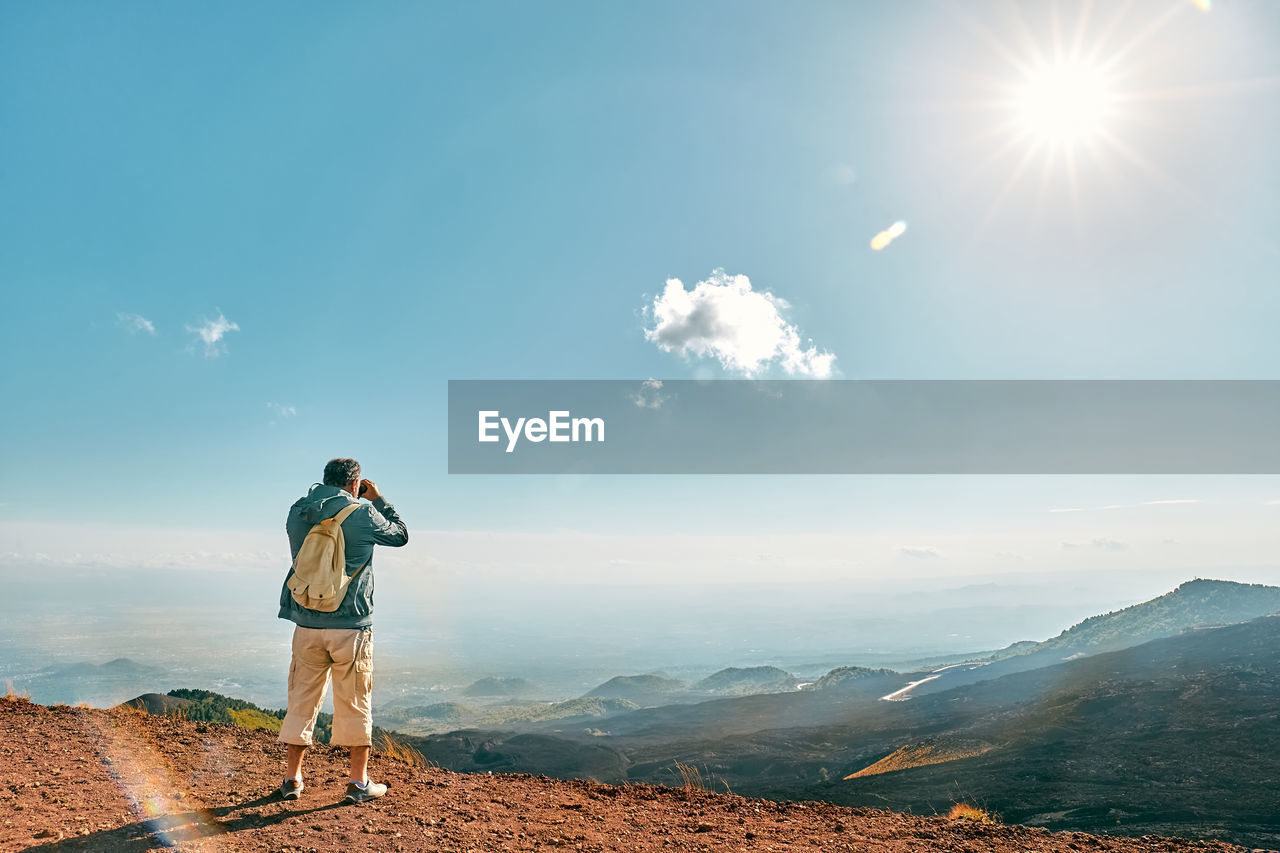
[354,630,373,673]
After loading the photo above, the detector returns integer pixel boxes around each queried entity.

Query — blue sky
[3,1,1280,590]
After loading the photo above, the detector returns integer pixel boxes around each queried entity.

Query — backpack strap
[334,502,368,580]
[331,502,364,525]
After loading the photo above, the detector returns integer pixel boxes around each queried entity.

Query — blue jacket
[278,484,409,630]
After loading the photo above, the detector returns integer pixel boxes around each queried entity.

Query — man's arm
[359,480,408,547]
[368,497,409,546]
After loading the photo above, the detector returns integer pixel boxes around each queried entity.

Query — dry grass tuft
[673,760,734,794]
[377,733,436,769]
[946,803,996,824]
[3,681,30,703]
[673,760,706,791]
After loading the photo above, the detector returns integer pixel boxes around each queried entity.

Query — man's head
[323,458,362,495]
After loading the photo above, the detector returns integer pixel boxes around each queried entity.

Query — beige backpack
[286,502,366,612]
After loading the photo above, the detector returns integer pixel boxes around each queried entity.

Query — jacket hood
[295,484,358,523]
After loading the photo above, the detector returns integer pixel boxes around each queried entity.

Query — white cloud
[116,312,156,335]
[898,546,941,559]
[642,269,836,378]
[186,311,239,358]
[267,402,297,418]
[630,379,668,409]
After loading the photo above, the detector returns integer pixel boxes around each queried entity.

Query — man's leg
[349,745,371,784]
[277,626,335,784]
[285,744,308,780]
[327,629,376,783]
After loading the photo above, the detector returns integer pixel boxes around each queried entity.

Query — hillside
[821,614,1280,846]
[693,666,798,695]
[462,676,540,698]
[401,615,1280,848]
[0,696,1252,853]
[999,578,1280,660]
[379,697,640,736]
[903,577,1280,699]
[582,674,687,705]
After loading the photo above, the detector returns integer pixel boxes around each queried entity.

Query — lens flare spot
[870,220,908,251]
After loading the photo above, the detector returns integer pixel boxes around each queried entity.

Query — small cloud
[1264,500,1280,505]
[630,379,669,409]
[642,269,836,378]
[267,402,297,418]
[116,312,156,335]
[898,546,940,559]
[1163,538,1178,545]
[1062,538,1129,551]
[870,220,907,251]
[186,311,239,358]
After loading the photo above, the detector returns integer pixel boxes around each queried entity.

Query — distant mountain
[54,658,162,678]
[907,578,1280,699]
[583,674,687,705]
[420,614,1280,847]
[806,666,897,691]
[462,677,540,698]
[694,667,797,695]
[997,578,1280,660]
[379,697,640,736]
[11,658,168,706]
[822,614,1280,848]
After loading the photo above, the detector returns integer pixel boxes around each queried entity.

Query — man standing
[277,457,409,803]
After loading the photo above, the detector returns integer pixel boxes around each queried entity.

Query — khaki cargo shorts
[277,626,374,747]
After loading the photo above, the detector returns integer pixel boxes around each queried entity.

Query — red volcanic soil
[0,697,1256,852]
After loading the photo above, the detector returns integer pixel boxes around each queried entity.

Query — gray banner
[447,380,1280,474]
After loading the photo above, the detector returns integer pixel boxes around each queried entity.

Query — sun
[1014,60,1114,146]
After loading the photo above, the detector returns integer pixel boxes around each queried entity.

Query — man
[277,457,409,803]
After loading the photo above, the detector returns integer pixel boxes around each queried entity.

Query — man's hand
[358,479,383,502]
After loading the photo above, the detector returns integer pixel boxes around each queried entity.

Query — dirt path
[0,698,1255,852]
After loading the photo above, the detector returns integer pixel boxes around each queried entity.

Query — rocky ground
[0,697,1261,852]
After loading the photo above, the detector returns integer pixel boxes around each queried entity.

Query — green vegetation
[160,689,331,741]
[227,707,283,733]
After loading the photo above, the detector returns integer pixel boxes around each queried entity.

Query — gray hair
[322,458,361,487]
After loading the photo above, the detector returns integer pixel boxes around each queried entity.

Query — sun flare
[1015,61,1113,146]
